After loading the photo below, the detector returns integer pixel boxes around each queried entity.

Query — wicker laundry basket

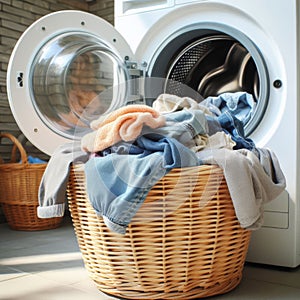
[0,133,62,231]
[67,163,251,300]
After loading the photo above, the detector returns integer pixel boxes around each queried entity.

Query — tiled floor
[1,216,300,300]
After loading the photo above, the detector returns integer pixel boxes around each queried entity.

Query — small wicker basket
[0,133,62,231]
[67,163,251,299]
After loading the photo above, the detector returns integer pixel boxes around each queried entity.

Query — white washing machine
[115,0,300,269]
[6,0,300,267]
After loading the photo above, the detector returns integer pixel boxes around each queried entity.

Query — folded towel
[82,105,166,152]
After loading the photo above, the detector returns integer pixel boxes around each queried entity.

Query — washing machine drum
[166,36,259,99]
[7,10,267,155]
[149,29,268,136]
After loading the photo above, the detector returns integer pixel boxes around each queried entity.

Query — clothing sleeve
[38,142,89,218]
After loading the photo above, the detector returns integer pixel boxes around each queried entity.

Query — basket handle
[0,133,28,164]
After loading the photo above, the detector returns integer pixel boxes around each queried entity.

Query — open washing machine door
[7,10,139,155]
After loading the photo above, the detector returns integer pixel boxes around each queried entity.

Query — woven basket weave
[0,133,62,231]
[67,163,251,299]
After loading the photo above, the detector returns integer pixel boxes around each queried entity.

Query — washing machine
[6,0,300,267]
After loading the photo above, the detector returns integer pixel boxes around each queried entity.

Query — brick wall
[0,0,114,222]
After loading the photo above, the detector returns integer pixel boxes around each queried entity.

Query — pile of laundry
[38,92,286,235]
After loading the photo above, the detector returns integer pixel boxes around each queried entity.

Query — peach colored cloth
[81,105,166,153]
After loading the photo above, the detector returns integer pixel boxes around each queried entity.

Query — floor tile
[36,265,90,285]
[0,273,101,300]
[212,277,300,300]
[0,265,28,282]
[0,248,83,274]
[72,279,119,300]
[244,263,300,289]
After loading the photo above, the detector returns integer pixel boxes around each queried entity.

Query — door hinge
[125,61,146,104]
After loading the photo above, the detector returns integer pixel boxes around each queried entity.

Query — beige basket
[67,164,251,299]
[0,133,62,231]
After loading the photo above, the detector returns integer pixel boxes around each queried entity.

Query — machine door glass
[7,11,133,155]
[30,32,129,138]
